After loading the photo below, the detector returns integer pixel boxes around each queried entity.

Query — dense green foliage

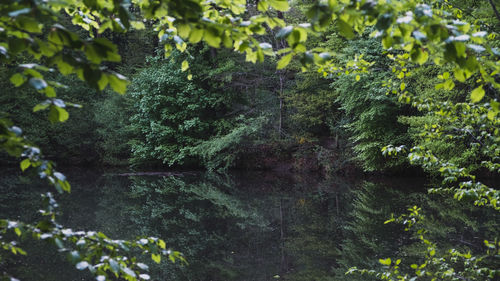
[128,55,222,167]
[330,37,411,172]
[127,50,276,170]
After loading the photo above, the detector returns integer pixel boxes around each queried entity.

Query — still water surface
[0,170,496,281]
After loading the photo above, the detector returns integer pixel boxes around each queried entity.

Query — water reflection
[0,171,497,281]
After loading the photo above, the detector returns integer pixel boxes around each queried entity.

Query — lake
[0,169,497,281]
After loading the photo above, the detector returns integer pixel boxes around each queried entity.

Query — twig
[488,0,500,23]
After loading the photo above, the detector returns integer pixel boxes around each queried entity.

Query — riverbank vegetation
[0,0,499,280]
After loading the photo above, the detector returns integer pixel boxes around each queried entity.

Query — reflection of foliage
[0,172,182,281]
[344,183,500,280]
[123,174,271,280]
[333,182,410,281]
[350,206,500,280]
[2,170,498,280]
[284,192,341,281]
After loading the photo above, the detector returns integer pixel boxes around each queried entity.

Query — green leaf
[76,261,89,270]
[152,253,161,264]
[108,73,128,94]
[29,78,48,90]
[54,55,74,75]
[84,45,101,64]
[48,105,69,123]
[276,26,293,39]
[454,68,466,82]
[177,24,191,38]
[189,29,204,43]
[181,60,189,72]
[269,0,289,11]
[158,239,166,249]
[491,100,499,112]
[94,38,120,62]
[384,218,395,224]
[337,20,355,39]
[9,8,31,17]
[382,36,393,49]
[48,106,58,123]
[10,73,25,86]
[204,28,221,48]
[56,107,69,122]
[487,110,496,120]
[54,238,64,248]
[136,263,149,270]
[257,1,269,11]
[97,75,108,91]
[44,86,56,97]
[222,34,233,48]
[379,258,392,266]
[109,259,120,274]
[122,267,136,278]
[443,79,455,90]
[293,43,306,52]
[277,53,293,69]
[131,21,145,30]
[33,102,50,112]
[17,16,42,33]
[416,50,428,65]
[20,159,30,171]
[470,85,485,103]
[69,251,80,263]
[444,43,457,62]
[454,42,466,58]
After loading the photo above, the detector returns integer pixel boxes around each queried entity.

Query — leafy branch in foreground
[347,206,499,280]
[2,109,184,280]
[312,0,499,208]
[1,193,185,281]
[304,0,499,279]
[0,115,70,193]
[381,51,499,210]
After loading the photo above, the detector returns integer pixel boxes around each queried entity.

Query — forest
[0,0,499,280]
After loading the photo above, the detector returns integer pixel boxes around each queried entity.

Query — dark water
[0,170,498,281]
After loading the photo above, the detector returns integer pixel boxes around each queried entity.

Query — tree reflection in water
[0,170,497,281]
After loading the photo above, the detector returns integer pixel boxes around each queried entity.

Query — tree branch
[488,0,500,23]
